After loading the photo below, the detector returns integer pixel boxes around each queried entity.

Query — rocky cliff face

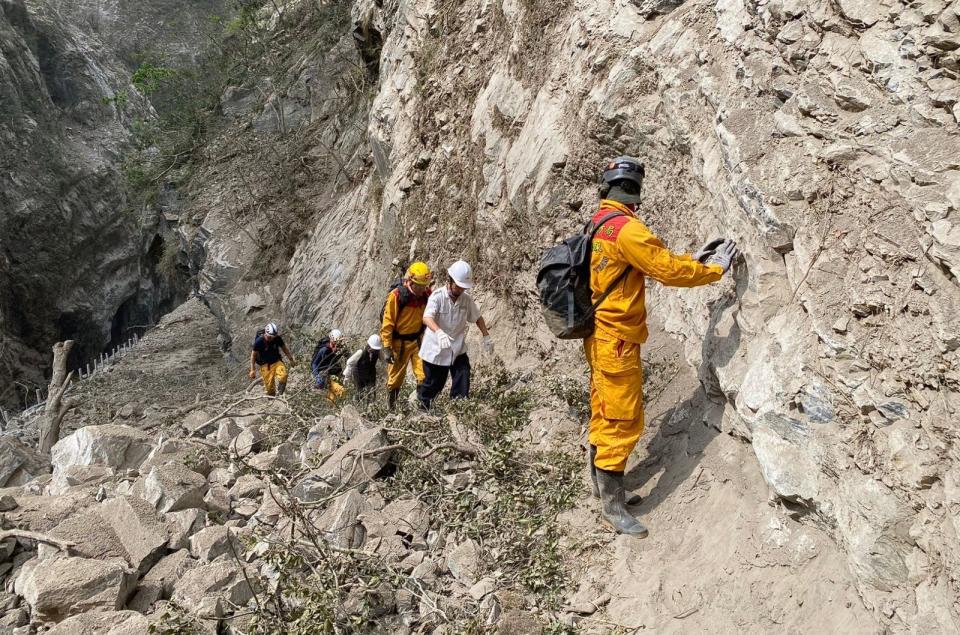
[3,0,959,629]
[182,0,960,629]
[0,0,224,408]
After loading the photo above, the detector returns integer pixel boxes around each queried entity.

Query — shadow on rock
[625,264,746,513]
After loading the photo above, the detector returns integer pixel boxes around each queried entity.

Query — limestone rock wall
[184,0,960,628]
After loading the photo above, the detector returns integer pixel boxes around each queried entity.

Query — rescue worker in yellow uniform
[380,262,433,409]
[587,157,739,537]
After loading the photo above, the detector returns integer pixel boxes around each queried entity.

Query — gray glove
[705,240,740,273]
[694,238,726,263]
[383,349,395,365]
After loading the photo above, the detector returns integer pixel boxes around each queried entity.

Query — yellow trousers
[327,378,345,403]
[386,339,425,390]
[259,361,288,396]
[584,332,644,472]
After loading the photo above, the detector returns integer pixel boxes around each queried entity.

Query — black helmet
[602,156,645,188]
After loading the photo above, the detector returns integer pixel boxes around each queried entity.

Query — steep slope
[0,301,879,633]
[176,0,960,630]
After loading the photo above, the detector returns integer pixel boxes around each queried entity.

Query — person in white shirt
[417,260,493,409]
[343,335,384,395]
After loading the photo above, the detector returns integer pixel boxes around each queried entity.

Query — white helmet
[367,334,383,350]
[447,260,473,289]
[265,322,279,336]
[329,329,343,341]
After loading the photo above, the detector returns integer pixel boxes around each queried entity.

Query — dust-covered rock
[166,508,207,550]
[0,438,48,488]
[128,549,198,612]
[293,427,392,501]
[189,525,241,562]
[50,425,153,478]
[45,610,149,634]
[171,560,254,614]
[42,495,168,574]
[15,556,136,621]
[445,538,481,586]
[139,464,208,513]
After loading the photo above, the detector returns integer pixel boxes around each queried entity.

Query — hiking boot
[596,468,649,538]
[276,381,286,396]
[589,445,642,505]
[388,388,400,410]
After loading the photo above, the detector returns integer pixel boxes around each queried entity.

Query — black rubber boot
[276,381,286,396]
[596,468,649,538]
[589,445,642,505]
[388,388,400,410]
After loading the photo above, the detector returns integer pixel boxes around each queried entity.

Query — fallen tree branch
[194,395,283,433]
[0,529,75,553]
[353,442,477,461]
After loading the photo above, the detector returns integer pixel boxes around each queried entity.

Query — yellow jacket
[380,285,429,349]
[590,200,723,344]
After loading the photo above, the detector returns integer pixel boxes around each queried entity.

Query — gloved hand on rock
[694,238,726,263]
[705,240,740,274]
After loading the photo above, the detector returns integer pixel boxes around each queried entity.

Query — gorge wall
[0,0,226,407]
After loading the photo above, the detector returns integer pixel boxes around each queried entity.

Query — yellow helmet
[406,261,433,285]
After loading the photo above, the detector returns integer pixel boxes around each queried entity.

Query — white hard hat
[367,334,383,350]
[265,322,279,336]
[447,260,473,289]
[329,329,343,341]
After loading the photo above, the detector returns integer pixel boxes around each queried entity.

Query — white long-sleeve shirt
[419,288,481,366]
[342,348,364,384]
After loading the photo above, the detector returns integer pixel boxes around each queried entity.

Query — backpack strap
[586,211,633,316]
[586,211,627,238]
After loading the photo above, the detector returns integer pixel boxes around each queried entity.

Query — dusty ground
[10,298,883,632]
[559,316,879,633]
[56,298,235,435]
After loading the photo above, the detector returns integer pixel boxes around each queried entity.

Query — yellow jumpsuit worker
[587,156,739,537]
[381,262,433,409]
[249,322,296,397]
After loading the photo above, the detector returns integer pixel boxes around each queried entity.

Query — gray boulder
[189,526,240,562]
[139,464,208,513]
[204,485,232,515]
[318,490,367,549]
[232,426,264,457]
[300,416,340,467]
[0,438,48,487]
[216,419,242,448]
[50,425,153,478]
[165,508,207,550]
[228,475,265,500]
[48,465,115,495]
[128,549,197,613]
[46,610,148,634]
[293,427,392,501]
[171,561,255,615]
[15,556,136,622]
[42,495,168,574]
[446,538,482,586]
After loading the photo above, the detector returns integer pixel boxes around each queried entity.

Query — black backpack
[251,328,266,362]
[378,280,414,323]
[537,212,632,339]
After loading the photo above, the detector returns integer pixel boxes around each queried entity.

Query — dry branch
[0,529,75,553]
